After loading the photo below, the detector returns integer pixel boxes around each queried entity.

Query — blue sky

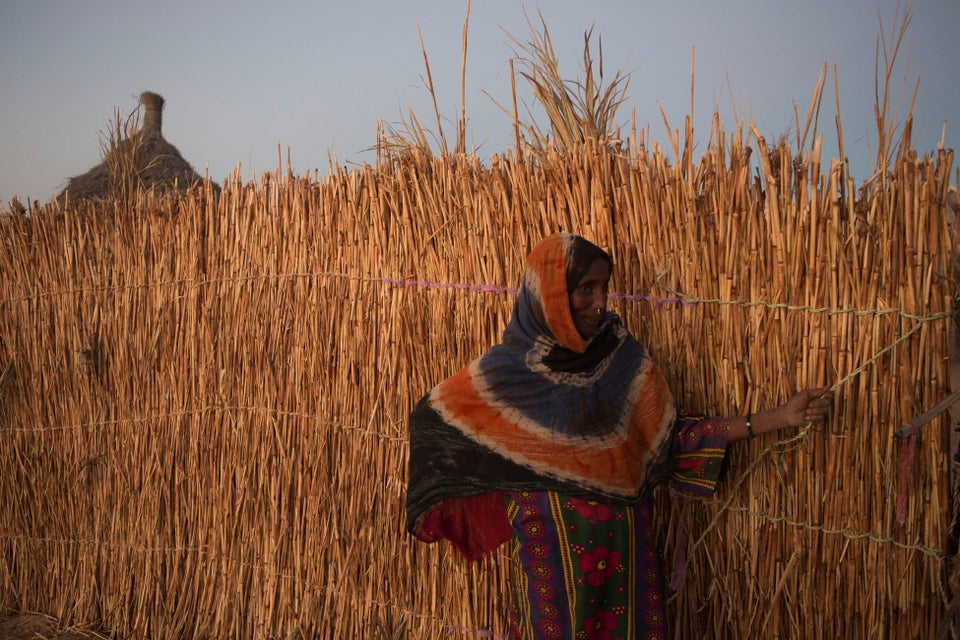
[1,0,957,204]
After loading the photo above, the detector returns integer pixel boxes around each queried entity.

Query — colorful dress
[405,234,732,639]
[506,412,730,640]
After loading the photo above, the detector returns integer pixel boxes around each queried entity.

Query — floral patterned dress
[507,412,730,640]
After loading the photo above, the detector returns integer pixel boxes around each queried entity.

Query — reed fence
[0,116,956,638]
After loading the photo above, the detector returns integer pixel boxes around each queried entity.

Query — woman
[406,233,833,639]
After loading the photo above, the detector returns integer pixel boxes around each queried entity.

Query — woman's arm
[726,387,834,442]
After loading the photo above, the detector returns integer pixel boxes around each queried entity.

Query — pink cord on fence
[381,277,518,294]
[382,278,696,306]
[609,292,697,307]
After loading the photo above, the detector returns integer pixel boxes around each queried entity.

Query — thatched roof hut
[58,91,219,201]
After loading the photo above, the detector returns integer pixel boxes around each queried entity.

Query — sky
[1,0,958,205]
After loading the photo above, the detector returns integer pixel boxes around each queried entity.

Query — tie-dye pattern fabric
[406,234,677,561]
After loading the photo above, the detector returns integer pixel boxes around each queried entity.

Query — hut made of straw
[57,91,219,201]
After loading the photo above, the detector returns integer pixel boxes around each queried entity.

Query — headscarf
[405,233,677,561]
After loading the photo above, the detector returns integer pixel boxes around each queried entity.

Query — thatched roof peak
[140,91,165,136]
[57,90,220,202]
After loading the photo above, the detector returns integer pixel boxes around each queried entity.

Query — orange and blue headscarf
[405,233,677,561]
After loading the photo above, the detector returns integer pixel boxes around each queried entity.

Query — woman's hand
[779,387,834,428]
[728,387,834,441]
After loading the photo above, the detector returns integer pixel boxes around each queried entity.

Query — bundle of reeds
[56,92,220,209]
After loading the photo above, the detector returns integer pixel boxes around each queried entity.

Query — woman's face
[568,258,610,339]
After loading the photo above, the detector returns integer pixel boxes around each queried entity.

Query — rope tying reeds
[3,270,949,326]
[0,404,406,442]
[694,500,946,559]
[653,271,951,323]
